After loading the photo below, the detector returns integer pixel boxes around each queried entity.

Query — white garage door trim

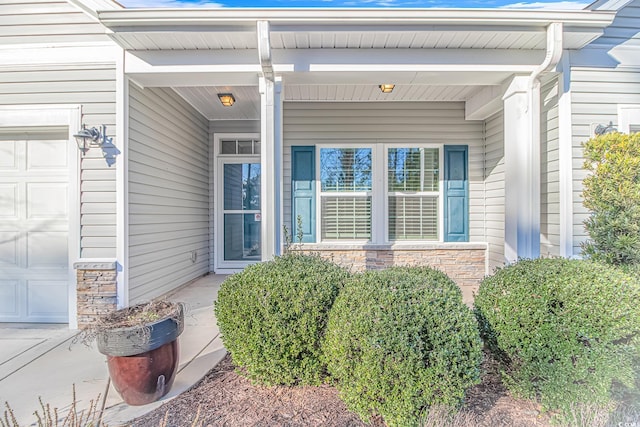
[0,105,81,328]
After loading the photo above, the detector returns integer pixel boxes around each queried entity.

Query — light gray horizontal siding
[211,120,260,134]
[0,65,117,258]
[128,85,209,304]
[540,75,560,257]
[282,101,485,246]
[484,110,505,271]
[591,0,640,47]
[570,67,640,255]
[0,0,111,45]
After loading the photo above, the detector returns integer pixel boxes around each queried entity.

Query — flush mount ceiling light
[379,84,395,93]
[218,93,235,107]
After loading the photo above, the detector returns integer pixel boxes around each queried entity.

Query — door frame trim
[0,105,81,327]
[211,133,260,273]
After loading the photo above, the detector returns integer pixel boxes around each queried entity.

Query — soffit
[98,8,616,51]
[108,27,605,51]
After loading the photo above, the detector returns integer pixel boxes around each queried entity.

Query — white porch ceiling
[173,84,484,121]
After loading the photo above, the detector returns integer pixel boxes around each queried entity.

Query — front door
[215,135,261,271]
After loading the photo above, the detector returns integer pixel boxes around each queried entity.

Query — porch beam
[272,48,546,70]
[123,48,545,74]
[465,84,504,120]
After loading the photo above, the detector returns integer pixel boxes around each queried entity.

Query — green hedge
[474,258,640,419]
[323,267,483,427]
[214,253,350,386]
[582,131,640,265]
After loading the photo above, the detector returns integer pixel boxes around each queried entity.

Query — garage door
[0,128,70,323]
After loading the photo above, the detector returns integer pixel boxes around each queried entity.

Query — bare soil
[128,351,554,427]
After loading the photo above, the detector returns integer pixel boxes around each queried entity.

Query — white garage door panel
[0,185,17,218]
[0,232,18,265]
[0,130,70,323]
[0,280,19,318]
[28,232,68,268]
[27,280,68,321]
[27,140,68,169]
[0,141,16,168]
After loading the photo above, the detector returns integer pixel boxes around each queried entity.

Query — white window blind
[321,196,372,240]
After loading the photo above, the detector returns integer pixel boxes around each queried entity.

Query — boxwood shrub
[214,253,350,386]
[474,258,640,418]
[323,267,483,427]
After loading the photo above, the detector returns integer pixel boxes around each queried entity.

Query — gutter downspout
[527,22,563,258]
[257,20,282,259]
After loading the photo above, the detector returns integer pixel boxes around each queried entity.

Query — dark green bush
[323,267,483,427]
[474,258,640,419]
[214,253,349,386]
[581,132,640,265]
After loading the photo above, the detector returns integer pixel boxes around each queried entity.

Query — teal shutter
[291,146,316,243]
[444,145,469,242]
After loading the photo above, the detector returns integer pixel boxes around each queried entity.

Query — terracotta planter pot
[96,303,184,406]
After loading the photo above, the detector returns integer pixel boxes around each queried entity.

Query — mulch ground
[128,351,552,427]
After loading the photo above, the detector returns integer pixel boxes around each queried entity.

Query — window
[312,144,450,243]
[387,147,440,240]
[319,147,372,240]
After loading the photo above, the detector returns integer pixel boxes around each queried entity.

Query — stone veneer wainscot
[74,261,117,328]
[291,243,487,304]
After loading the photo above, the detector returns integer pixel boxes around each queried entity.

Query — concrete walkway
[0,274,227,427]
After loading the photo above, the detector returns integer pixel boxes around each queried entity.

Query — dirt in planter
[97,301,181,328]
[128,351,554,427]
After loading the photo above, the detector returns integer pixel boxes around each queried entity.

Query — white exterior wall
[540,75,561,257]
[282,101,485,243]
[483,110,505,271]
[0,0,118,259]
[570,0,640,255]
[128,84,209,303]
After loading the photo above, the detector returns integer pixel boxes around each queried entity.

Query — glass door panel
[222,163,261,262]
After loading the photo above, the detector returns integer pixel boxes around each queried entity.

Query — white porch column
[259,76,283,261]
[503,75,541,263]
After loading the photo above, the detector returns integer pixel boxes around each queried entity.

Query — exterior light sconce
[594,121,617,136]
[73,124,111,154]
[379,84,395,93]
[218,93,235,107]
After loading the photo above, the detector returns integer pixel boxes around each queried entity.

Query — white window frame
[618,105,640,133]
[315,143,444,245]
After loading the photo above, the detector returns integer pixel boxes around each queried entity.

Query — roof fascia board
[97,8,615,29]
[69,0,122,21]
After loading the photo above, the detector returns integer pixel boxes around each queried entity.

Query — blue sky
[118,0,590,9]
